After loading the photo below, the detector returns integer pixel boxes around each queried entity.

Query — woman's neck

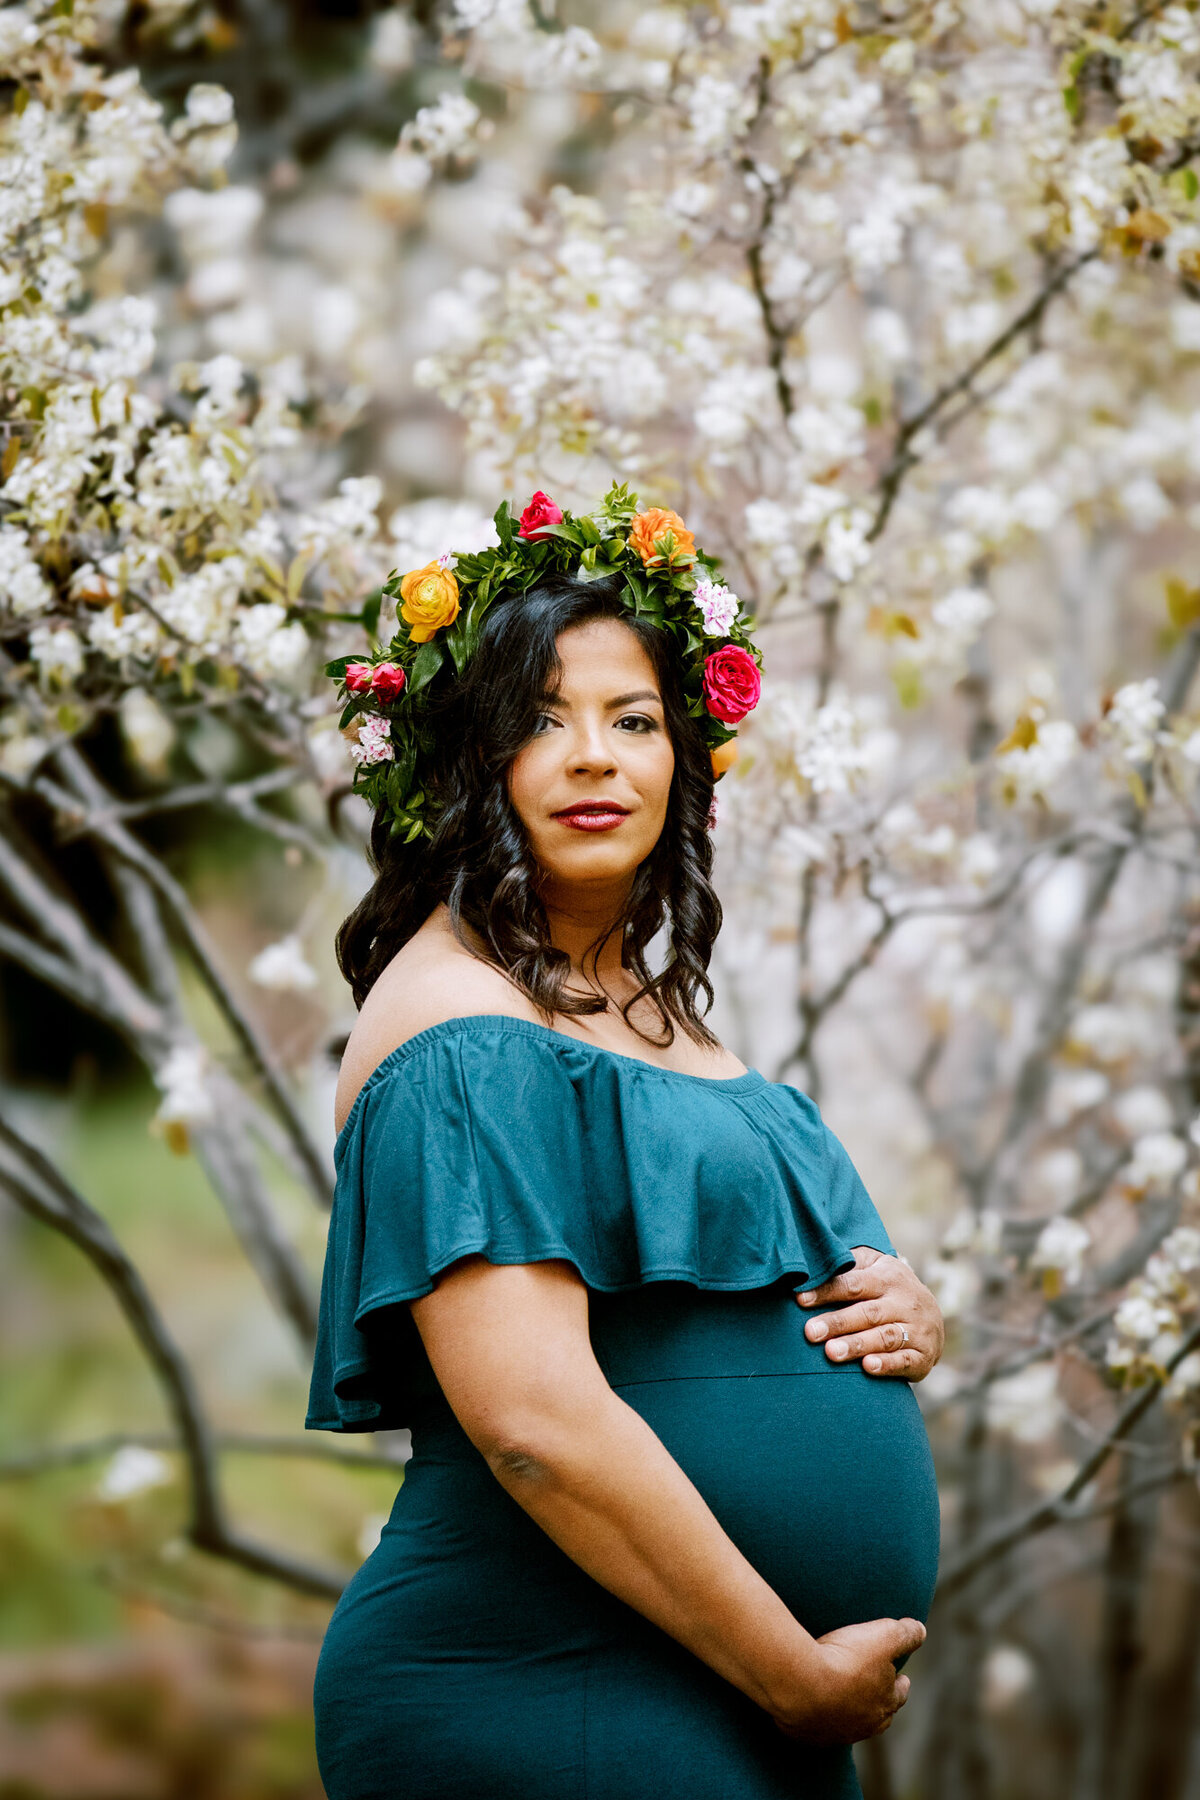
[541,891,630,996]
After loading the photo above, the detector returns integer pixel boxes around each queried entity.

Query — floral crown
[326,484,762,842]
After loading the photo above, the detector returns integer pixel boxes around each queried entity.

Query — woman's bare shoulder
[334,908,542,1134]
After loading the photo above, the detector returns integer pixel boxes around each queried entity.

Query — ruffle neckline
[335,1013,768,1160]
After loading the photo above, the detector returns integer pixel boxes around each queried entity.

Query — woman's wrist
[754,1627,828,1725]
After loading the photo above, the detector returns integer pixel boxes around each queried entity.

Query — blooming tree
[397,3,1200,1792]
[9,0,1200,1791]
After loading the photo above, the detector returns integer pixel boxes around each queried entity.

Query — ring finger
[823,1323,912,1363]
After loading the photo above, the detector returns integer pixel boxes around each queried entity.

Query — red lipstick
[551,802,631,832]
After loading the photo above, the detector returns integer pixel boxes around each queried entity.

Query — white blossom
[96,1446,173,1502]
[233,603,309,681]
[1113,1291,1178,1344]
[154,1045,216,1130]
[1046,1069,1110,1127]
[987,1362,1062,1444]
[823,509,873,583]
[402,94,481,162]
[249,935,320,994]
[119,688,174,772]
[1124,1131,1189,1194]
[924,1256,981,1320]
[688,76,750,150]
[28,625,84,684]
[388,499,499,570]
[1032,1217,1091,1289]
[1068,1004,1155,1065]
[995,719,1078,803]
[982,1646,1036,1715]
[1103,678,1166,765]
[1111,1086,1175,1138]
[0,526,54,617]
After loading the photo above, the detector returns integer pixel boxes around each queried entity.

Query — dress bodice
[305,1014,895,1434]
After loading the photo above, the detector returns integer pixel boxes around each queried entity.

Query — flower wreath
[326,483,762,842]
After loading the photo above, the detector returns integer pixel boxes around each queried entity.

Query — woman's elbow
[469,1392,608,1486]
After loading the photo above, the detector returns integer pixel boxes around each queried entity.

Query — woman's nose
[566,719,617,773]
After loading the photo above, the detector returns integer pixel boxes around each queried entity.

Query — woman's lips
[552,806,630,832]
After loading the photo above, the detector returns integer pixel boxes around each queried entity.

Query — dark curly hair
[335,571,723,1049]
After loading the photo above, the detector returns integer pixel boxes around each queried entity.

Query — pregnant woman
[306,490,944,1800]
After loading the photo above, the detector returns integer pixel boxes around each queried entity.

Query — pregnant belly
[613,1369,940,1640]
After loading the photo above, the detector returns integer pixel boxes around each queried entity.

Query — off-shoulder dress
[305,1015,940,1800]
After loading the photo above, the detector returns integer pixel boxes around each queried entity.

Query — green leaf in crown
[330,487,765,836]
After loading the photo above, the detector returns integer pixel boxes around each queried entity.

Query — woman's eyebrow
[540,689,662,710]
[606,690,662,709]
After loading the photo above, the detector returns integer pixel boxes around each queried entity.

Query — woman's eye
[617,714,658,733]
[532,712,560,734]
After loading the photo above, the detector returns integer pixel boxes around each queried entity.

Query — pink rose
[518,491,564,540]
[371,661,407,702]
[344,662,374,695]
[702,645,761,724]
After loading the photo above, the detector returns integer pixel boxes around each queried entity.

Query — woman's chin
[537,839,649,886]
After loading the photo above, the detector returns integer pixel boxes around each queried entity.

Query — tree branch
[938,1315,1200,1597]
[0,1111,346,1600]
[0,1427,409,1478]
[8,763,332,1208]
[868,249,1099,543]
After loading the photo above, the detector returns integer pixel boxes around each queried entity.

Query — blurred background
[6,1,1200,1795]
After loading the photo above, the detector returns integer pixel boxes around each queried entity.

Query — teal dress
[305,1016,940,1800]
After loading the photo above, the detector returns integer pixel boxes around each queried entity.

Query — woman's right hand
[772,1617,927,1745]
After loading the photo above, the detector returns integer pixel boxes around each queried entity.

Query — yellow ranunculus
[399,562,460,642]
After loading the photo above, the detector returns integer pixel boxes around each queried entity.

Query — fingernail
[829,1342,846,1359]
[798,1292,815,1306]
[807,1320,827,1341]
[865,1355,881,1372]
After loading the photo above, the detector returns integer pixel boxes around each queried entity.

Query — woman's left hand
[795,1247,945,1380]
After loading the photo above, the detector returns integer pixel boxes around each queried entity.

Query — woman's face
[507,617,675,895]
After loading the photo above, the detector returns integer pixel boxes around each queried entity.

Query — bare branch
[11,762,332,1208]
[868,249,1099,543]
[938,1315,1200,1597]
[0,1427,409,1478]
[0,919,96,1006]
[982,624,1200,1210]
[0,1111,346,1600]
[0,813,169,1046]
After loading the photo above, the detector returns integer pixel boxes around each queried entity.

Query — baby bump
[613,1369,940,1639]
[590,1282,940,1638]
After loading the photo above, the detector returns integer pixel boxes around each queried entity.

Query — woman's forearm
[481,1383,821,1721]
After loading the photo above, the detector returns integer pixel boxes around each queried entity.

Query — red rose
[518,491,564,541]
[344,662,374,694]
[702,645,761,724]
[371,661,407,702]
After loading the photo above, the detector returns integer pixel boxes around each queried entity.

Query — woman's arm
[409,1255,925,1744]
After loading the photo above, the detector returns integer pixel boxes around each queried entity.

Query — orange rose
[711,738,739,780]
[399,561,460,642]
[628,507,696,567]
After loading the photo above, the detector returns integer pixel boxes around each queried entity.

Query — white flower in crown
[350,716,396,766]
[693,575,739,638]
